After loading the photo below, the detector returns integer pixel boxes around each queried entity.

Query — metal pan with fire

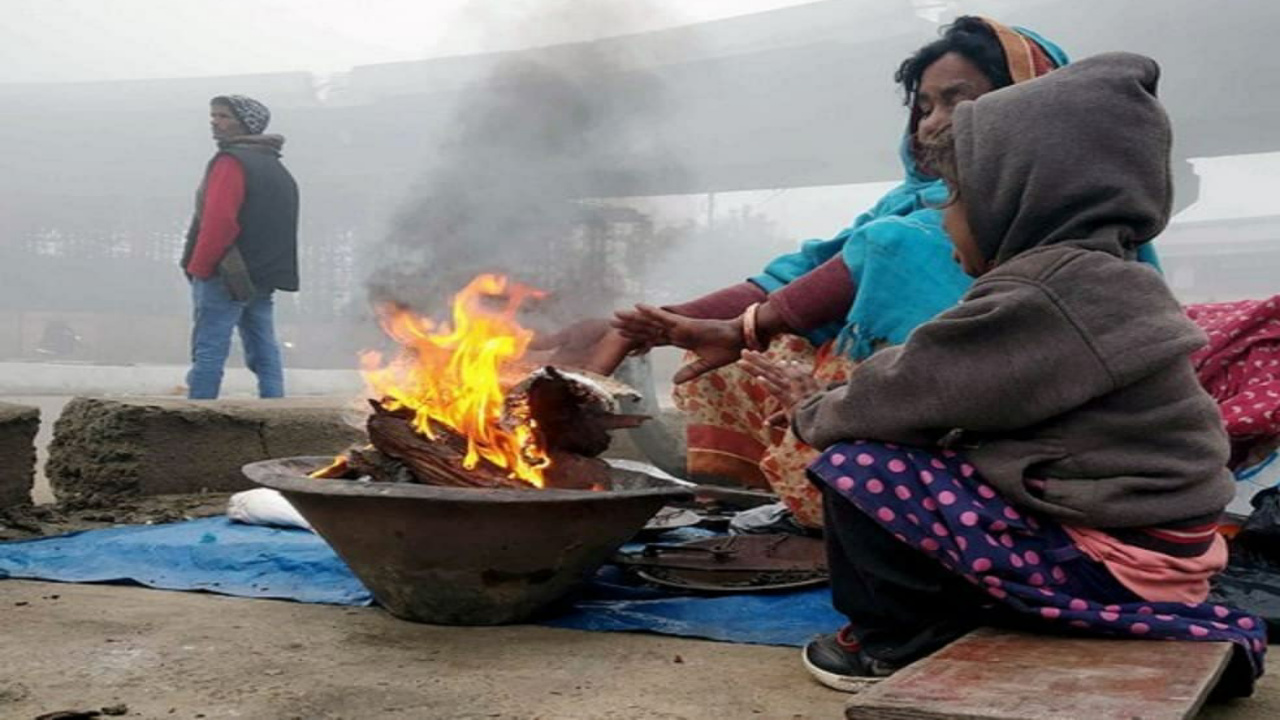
[243,274,691,625]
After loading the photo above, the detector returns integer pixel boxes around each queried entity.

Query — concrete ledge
[0,402,39,507]
[47,397,365,506]
[0,361,361,397]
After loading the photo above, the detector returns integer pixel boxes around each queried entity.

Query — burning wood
[315,274,647,490]
[365,401,535,490]
[505,366,648,457]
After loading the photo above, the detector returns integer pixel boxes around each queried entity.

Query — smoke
[368,1,690,326]
[448,0,671,54]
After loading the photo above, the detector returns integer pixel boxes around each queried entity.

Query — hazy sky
[1,0,814,83]
[3,0,1274,221]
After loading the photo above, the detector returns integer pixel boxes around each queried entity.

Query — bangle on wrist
[741,302,765,352]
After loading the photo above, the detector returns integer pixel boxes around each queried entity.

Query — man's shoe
[801,626,898,693]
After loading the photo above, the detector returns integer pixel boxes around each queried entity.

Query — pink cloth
[1065,526,1227,604]
[1187,297,1280,441]
[768,256,856,333]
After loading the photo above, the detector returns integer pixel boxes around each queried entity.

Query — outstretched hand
[611,305,672,349]
[739,350,820,426]
[528,318,642,376]
[614,304,745,384]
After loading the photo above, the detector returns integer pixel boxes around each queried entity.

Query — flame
[360,274,550,487]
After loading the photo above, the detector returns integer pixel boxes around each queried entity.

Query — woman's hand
[611,305,673,348]
[614,304,745,384]
[739,350,820,426]
[528,318,643,375]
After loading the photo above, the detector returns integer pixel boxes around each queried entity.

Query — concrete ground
[1,580,1277,720]
[0,580,843,720]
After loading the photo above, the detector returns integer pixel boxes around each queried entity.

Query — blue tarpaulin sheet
[0,517,372,605]
[0,517,842,647]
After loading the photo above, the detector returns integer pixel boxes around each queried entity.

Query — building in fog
[2,0,1278,365]
[1160,216,1280,304]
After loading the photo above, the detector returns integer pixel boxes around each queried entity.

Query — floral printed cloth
[672,336,853,527]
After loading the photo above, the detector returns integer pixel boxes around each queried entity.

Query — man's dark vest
[183,143,300,292]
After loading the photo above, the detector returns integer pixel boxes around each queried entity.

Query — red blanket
[1188,297,1280,463]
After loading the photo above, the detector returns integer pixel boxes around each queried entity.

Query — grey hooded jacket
[793,53,1233,529]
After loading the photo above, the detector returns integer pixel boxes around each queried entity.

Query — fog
[1,0,1278,385]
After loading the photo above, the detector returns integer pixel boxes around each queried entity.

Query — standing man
[181,95,299,399]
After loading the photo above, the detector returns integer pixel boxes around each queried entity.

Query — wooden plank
[845,627,1232,720]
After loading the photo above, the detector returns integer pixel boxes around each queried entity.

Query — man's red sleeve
[186,155,245,279]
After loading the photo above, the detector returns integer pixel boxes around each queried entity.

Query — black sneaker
[801,626,898,692]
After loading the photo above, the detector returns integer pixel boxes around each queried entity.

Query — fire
[359,274,551,487]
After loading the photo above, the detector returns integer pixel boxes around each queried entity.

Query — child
[773,53,1265,695]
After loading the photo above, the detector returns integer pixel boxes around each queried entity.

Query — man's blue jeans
[187,277,285,399]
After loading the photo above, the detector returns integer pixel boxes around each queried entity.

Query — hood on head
[951,52,1171,266]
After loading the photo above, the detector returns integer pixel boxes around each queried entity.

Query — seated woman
[764,53,1262,695]
[585,17,1092,526]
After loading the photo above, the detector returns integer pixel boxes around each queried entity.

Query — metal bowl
[243,456,692,625]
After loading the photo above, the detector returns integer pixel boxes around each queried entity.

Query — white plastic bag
[226,488,313,531]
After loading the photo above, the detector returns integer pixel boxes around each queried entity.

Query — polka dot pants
[809,440,1265,689]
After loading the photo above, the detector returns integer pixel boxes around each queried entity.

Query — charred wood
[509,366,648,457]
[365,401,532,490]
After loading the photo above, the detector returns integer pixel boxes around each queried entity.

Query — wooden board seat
[845,627,1232,720]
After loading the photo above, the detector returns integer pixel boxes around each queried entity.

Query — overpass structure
[1,0,1276,362]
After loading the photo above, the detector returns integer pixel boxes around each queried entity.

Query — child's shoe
[801,625,898,692]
